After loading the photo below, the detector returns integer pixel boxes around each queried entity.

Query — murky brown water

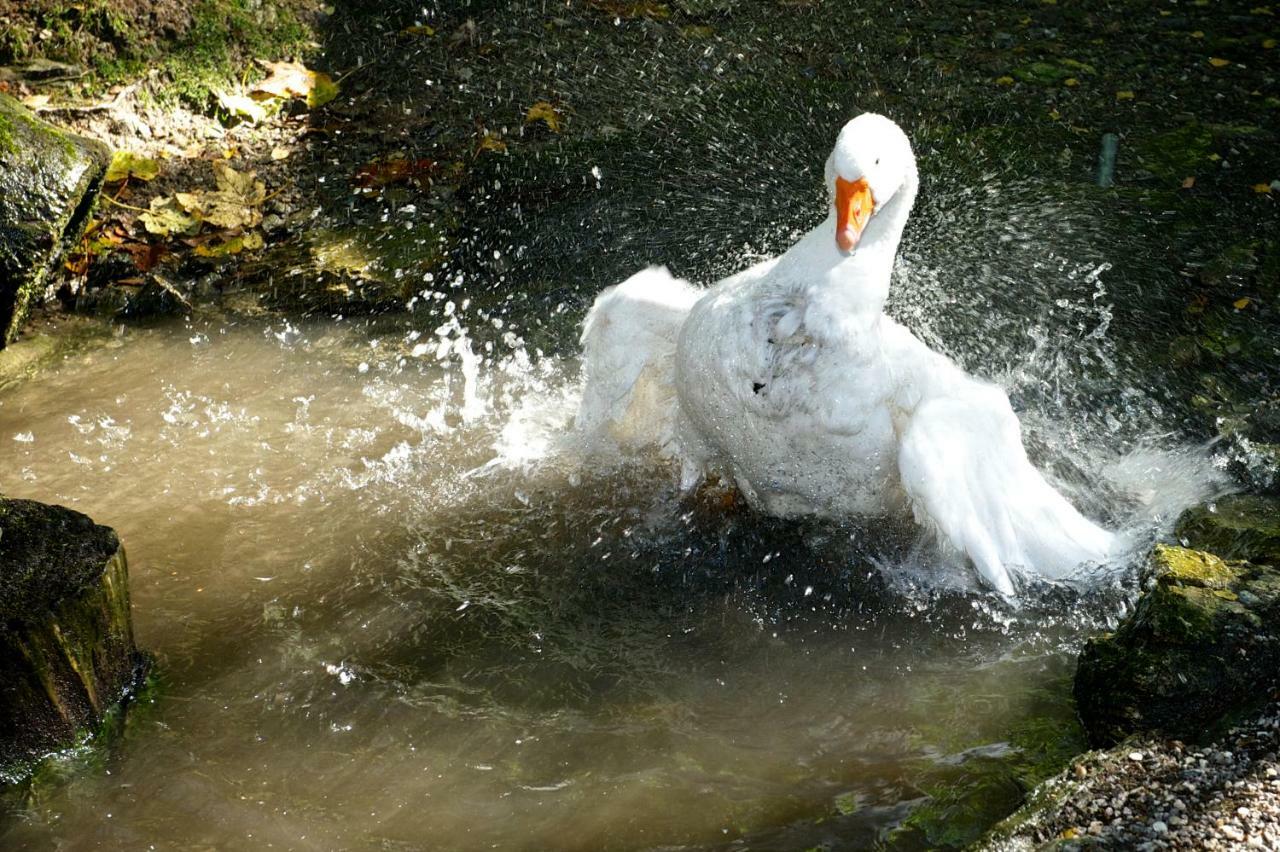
[0,309,1214,850]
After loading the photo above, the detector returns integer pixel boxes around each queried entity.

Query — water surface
[0,278,1220,849]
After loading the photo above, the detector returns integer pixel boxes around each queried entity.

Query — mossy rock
[1176,495,1280,567]
[976,769,1086,851]
[0,498,148,776]
[1074,544,1280,747]
[0,93,109,348]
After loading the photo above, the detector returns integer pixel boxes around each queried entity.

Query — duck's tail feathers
[897,384,1116,596]
[576,266,701,454]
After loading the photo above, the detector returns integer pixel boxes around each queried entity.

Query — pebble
[990,703,1280,849]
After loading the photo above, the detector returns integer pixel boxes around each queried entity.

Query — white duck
[575,113,1114,595]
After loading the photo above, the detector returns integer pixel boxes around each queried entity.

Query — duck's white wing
[896,369,1115,595]
[576,266,702,453]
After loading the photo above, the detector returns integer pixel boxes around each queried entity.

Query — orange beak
[835,176,874,253]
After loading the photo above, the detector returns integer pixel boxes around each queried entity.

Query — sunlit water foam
[469,257,1230,602]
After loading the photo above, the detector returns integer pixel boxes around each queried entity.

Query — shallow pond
[0,255,1223,850]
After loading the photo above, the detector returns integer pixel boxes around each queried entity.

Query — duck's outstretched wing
[576,266,702,453]
[897,379,1115,595]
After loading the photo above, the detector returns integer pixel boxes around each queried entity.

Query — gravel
[985,702,1280,850]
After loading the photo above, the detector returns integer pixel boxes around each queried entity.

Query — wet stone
[1176,495,1280,568]
[0,93,109,348]
[0,497,147,775]
[1074,543,1280,747]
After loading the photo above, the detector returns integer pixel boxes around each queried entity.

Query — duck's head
[824,113,915,254]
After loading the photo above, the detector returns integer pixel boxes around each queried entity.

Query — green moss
[0,109,14,155]
[2,2,319,109]
[0,1,136,69]
[832,791,862,816]
[1134,123,1214,182]
[1077,541,1280,747]
[1176,496,1280,567]
[0,96,77,164]
[0,665,159,789]
[1145,582,1227,640]
[978,770,1082,847]
[885,667,1086,850]
[1129,546,1255,642]
[1150,544,1239,589]
[898,768,1026,849]
[157,0,313,108]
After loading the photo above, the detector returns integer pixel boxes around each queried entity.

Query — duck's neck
[777,163,918,337]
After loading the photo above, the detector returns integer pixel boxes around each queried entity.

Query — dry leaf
[1253,183,1273,193]
[271,146,292,161]
[995,75,1014,86]
[402,24,435,36]
[476,131,507,155]
[1234,297,1252,310]
[139,197,199,237]
[217,90,269,123]
[252,60,312,99]
[353,156,437,191]
[1208,57,1231,67]
[213,161,266,202]
[124,241,166,272]
[106,151,161,183]
[194,231,265,258]
[1116,90,1135,100]
[1182,176,1196,188]
[251,60,339,109]
[525,101,564,133]
[200,162,267,229]
[308,72,339,108]
[171,163,267,231]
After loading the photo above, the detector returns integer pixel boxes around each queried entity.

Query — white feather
[575,266,701,456]
[576,114,1115,594]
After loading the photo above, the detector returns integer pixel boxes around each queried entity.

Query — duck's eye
[875,158,880,165]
